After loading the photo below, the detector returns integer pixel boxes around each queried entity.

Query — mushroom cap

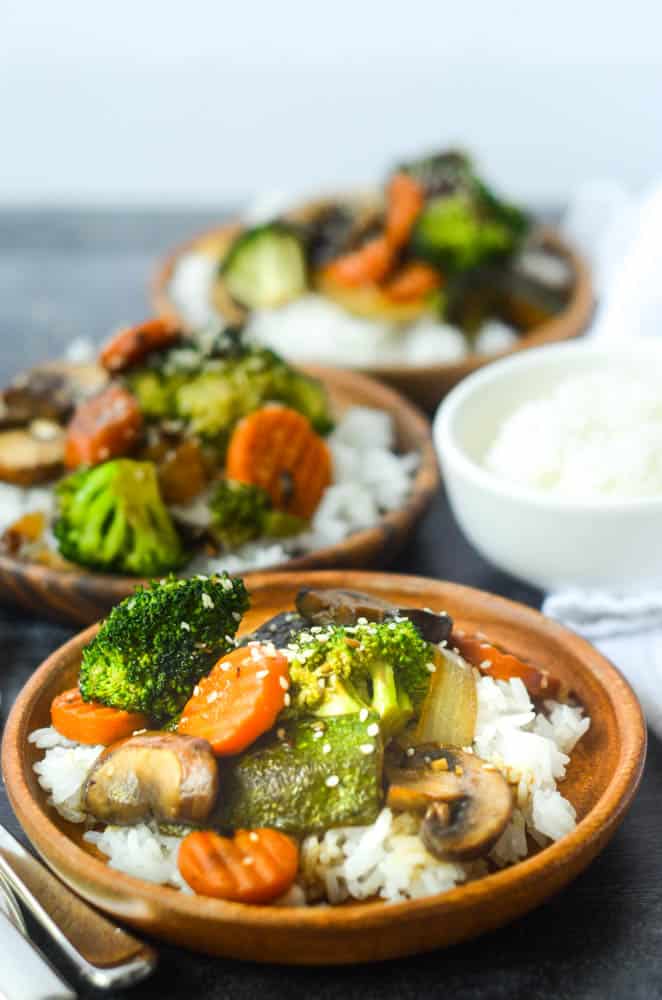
[386,743,513,861]
[295,587,452,643]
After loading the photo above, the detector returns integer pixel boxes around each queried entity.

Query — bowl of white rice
[2,571,645,963]
[434,339,662,591]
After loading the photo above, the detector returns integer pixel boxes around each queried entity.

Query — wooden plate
[0,367,437,625]
[152,225,594,412]
[2,570,646,964]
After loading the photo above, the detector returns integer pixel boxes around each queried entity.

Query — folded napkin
[541,180,662,737]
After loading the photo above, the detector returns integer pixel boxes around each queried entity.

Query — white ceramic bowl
[433,339,662,592]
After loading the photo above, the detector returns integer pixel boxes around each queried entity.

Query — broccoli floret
[54,460,185,576]
[209,479,305,549]
[79,573,249,721]
[176,348,332,441]
[286,619,433,736]
[125,369,188,419]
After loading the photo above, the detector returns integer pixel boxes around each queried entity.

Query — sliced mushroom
[84,732,219,826]
[240,611,306,650]
[386,744,513,861]
[0,362,108,429]
[295,587,452,644]
[0,424,65,485]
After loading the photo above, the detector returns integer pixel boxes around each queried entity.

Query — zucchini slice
[221,223,307,309]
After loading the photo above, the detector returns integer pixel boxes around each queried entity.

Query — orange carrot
[385,172,425,248]
[451,633,561,699]
[178,644,290,755]
[382,262,441,302]
[178,828,299,903]
[99,318,180,373]
[51,688,150,745]
[225,406,331,519]
[64,385,142,468]
[321,236,394,288]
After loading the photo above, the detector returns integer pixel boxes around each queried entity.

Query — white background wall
[2,1,661,206]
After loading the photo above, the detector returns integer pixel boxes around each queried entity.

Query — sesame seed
[277,727,286,739]
[357,617,368,625]
[180,621,191,631]
[221,662,232,672]
[325,775,339,788]
[322,743,331,754]
[242,856,254,865]
[193,685,201,696]
[366,722,379,737]
[406,747,415,757]
[359,708,369,722]
[201,593,214,610]
[360,743,374,755]
[480,659,492,669]
[249,831,259,842]
[283,693,291,706]
[426,662,436,673]
[132,728,147,735]
[256,669,269,679]
[279,676,289,691]
[207,691,218,704]
[312,729,324,740]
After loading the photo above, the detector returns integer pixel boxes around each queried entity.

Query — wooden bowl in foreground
[2,570,646,964]
[0,367,438,625]
[152,225,594,412]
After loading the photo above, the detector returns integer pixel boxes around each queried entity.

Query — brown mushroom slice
[0,424,65,485]
[386,744,513,861]
[84,732,219,826]
[295,587,452,644]
[0,362,108,429]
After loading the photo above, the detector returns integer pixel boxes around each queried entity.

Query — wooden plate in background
[0,368,438,625]
[2,571,646,964]
[152,225,594,412]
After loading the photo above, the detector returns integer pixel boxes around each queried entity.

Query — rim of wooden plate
[2,571,646,964]
[0,366,438,625]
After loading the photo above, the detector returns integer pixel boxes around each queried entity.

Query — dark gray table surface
[0,211,659,1000]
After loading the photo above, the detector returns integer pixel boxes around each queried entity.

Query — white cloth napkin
[542,180,662,736]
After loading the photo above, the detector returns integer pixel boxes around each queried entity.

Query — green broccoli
[400,149,529,273]
[127,345,332,444]
[54,460,185,576]
[79,573,249,721]
[286,619,433,736]
[209,479,305,549]
[412,194,518,273]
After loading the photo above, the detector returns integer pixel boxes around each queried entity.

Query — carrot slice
[385,172,425,248]
[51,688,149,745]
[178,644,290,755]
[225,406,331,519]
[64,384,142,468]
[321,236,394,288]
[99,318,180,373]
[451,633,561,699]
[382,262,441,302]
[178,828,299,903]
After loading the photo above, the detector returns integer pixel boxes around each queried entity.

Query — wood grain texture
[152,224,594,412]
[1,570,646,965]
[0,367,438,625]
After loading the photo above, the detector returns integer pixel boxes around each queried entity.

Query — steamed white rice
[0,406,418,575]
[29,672,589,905]
[168,254,518,368]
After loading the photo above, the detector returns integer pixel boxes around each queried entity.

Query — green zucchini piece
[221,223,307,309]
[213,715,384,835]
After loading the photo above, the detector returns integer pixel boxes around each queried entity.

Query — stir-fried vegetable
[79,574,249,722]
[415,647,477,747]
[208,479,305,549]
[178,828,299,902]
[100,318,181,373]
[452,632,561,698]
[54,459,184,576]
[221,223,308,309]
[178,644,290,755]
[212,714,384,835]
[51,688,149,746]
[64,384,142,469]
[226,406,332,520]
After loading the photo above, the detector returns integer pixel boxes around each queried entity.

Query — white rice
[0,406,418,576]
[30,673,589,904]
[168,253,517,368]
[485,371,662,498]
